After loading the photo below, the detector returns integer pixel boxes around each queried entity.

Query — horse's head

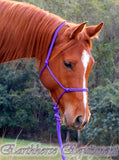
[40,22,103,130]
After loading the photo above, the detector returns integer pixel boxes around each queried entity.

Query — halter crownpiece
[40,22,88,160]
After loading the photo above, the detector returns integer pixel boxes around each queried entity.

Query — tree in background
[81,81,119,145]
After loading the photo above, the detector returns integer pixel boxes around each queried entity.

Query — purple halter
[39,22,88,160]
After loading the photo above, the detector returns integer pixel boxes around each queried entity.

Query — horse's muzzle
[64,114,88,130]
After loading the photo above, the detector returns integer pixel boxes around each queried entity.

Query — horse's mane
[0,0,65,63]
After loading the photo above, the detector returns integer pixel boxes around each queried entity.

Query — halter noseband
[39,22,88,160]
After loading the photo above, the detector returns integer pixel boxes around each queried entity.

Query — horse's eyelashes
[63,61,73,70]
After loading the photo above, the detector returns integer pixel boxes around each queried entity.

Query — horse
[0,0,103,130]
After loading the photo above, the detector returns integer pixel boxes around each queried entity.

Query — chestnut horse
[0,0,103,130]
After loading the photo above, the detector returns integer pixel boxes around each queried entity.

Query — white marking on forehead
[81,50,90,122]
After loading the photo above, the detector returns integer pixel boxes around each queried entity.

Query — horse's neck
[0,0,64,64]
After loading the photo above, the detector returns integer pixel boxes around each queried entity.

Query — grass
[0,138,110,160]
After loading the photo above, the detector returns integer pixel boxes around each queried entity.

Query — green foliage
[81,81,119,145]
[90,42,114,87]
[0,61,56,141]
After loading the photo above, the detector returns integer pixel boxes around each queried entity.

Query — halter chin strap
[39,22,88,160]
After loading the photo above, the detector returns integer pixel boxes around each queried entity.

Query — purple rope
[39,22,88,160]
[39,22,66,78]
[54,104,65,160]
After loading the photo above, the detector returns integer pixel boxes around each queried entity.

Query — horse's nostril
[74,115,83,128]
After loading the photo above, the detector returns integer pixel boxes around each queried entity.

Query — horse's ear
[68,22,88,39]
[86,22,104,39]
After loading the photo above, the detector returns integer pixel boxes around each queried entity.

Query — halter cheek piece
[39,22,88,160]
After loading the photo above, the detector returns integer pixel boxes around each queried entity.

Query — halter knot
[54,106,59,112]
[54,113,61,122]
[45,60,49,65]
[65,88,70,92]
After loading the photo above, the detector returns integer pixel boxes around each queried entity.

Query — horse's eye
[63,61,73,70]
